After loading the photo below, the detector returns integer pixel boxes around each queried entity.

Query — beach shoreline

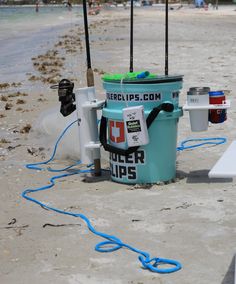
[0,6,236,284]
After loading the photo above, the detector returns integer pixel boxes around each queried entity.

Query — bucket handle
[99,103,174,156]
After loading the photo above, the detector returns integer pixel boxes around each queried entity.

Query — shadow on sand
[186,169,233,184]
[221,255,235,284]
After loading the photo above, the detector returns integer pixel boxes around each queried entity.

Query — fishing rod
[130,0,134,73]
[82,0,94,86]
[82,0,101,176]
[165,0,169,76]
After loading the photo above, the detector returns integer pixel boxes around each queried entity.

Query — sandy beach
[0,5,236,284]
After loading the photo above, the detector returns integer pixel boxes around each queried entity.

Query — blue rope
[21,118,227,274]
[21,182,181,274]
[22,119,182,274]
[176,137,226,151]
[47,161,82,172]
[26,119,80,171]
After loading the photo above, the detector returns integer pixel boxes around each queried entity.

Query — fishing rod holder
[75,86,105,165]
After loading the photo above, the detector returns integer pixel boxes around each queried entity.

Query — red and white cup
[209,91,227,124]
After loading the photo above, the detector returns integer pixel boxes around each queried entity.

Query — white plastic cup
[187,87,210,132]
[189,110,209,132]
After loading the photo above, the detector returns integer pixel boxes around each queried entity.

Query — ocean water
[0,6,83,84]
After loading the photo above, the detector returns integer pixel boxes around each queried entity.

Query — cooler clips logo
[109,120,125,143]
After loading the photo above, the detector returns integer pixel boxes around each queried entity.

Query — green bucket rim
[103,74,183,84]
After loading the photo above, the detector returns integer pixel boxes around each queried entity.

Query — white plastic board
[208,141,236,178]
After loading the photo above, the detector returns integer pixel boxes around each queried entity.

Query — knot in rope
[138,254,182,274]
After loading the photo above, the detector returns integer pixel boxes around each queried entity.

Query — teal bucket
[100,75,183,184]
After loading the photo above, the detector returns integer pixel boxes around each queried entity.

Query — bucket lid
[102,71,183,84]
